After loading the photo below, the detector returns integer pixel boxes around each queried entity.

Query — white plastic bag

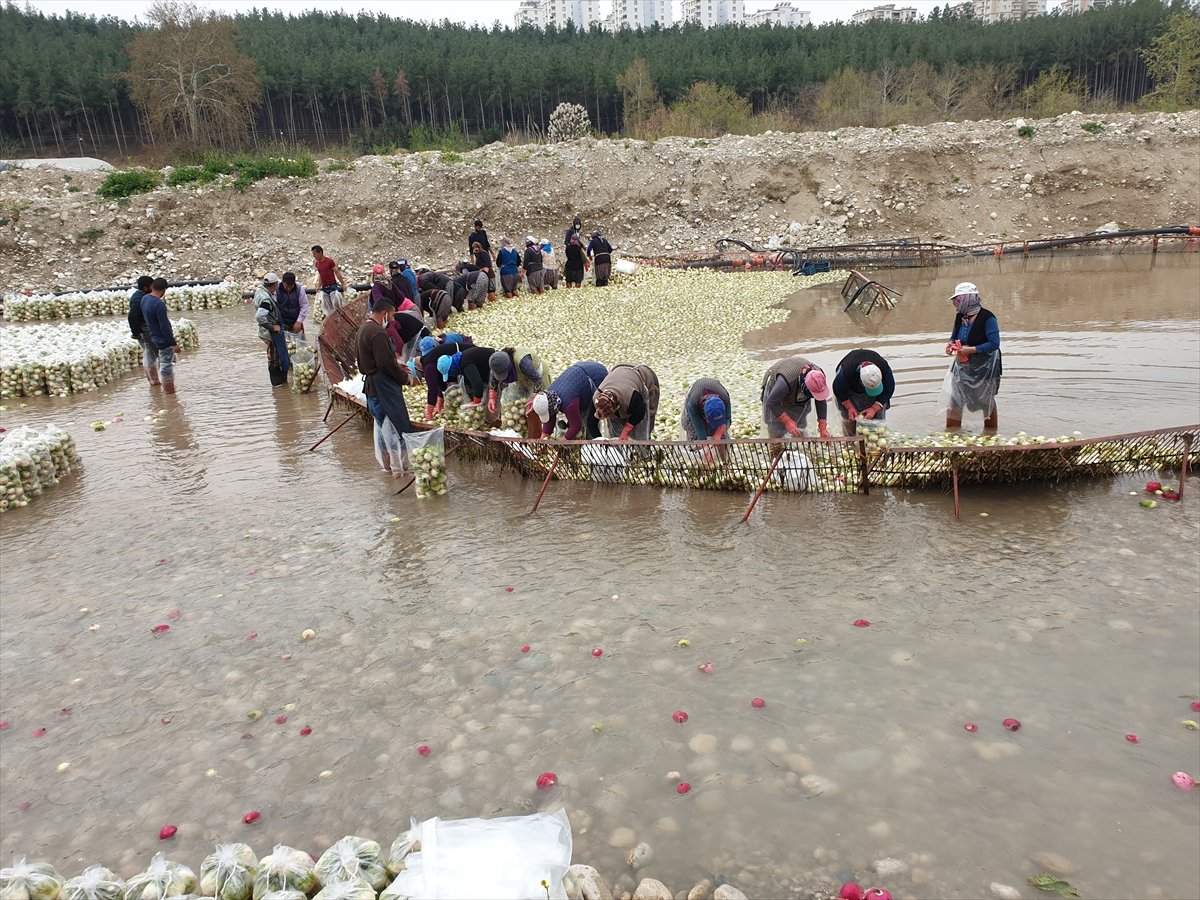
[62,867,125,900]
[402,427,447,499]
[772,450,814,492]
[252,846,317,900]
[313,837,387,891]
[199,844,258,900]
[387,808,572,900]
[123,854,196,900]
[373,416,405,474]
[0,860,63,900]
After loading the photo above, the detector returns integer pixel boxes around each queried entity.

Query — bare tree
[125,1,259,148]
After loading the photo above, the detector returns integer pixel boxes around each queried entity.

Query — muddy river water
[1,253,1198,899]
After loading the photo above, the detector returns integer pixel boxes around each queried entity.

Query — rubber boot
[162,378,176,395]
[487,291,497,303]
[146,365,160,385]
[983,405,998,431]
[945,408,962,430]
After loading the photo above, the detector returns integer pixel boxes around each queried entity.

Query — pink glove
[777,413,802,437]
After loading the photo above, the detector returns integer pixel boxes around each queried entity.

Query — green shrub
[1017,124,1036,138]
[228,153,317,190]
[97,168,162,200]
[167,165,219,187]
[324,160,353,173]
[1080,121,1104,134]
[440,149,464,164]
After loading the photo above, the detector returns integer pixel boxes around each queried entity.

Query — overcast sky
[21,0,1044,28]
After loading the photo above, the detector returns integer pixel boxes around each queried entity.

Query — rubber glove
[860,402,884,420]
[842,400,858,420]
[777,412,802,437]
[486,389,498,416]
[710,424,727,442]
[619,422,636,441]
[817,419,831,439]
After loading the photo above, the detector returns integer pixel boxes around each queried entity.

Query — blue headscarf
[437,351,462,381]
[418,336,436,356]
[703,396,727,429]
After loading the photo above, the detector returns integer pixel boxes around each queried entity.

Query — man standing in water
[355,295,415,475]
[311,245,346,316]
[127,275,158,385]
[140,278,180,394]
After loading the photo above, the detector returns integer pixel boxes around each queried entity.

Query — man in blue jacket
[127,275,158,384]
[140,277,180,394]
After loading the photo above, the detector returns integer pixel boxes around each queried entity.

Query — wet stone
[1031,852,1078,876]
[632,878,674,900]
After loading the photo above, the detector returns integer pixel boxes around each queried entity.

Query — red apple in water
[275,716,288,725]
[963,723,978,733]
[520,645,531,653]
[1162,490,1181,501]
[676,782,691,795]
[592,648,603,657]
[864,890,892,900]
[0,721,11,731]
[1125,733,1140,743]
[536,772,558,789]
[751,698,766,709]
[1002,717,1022,731]
[417,744,430,756]
[1192,701,1200,712]
[853,619,871,628]
[242,811,261,824]
[672,710,689,724]
[839,883,866,900]
[299,726,312,737]
[1145,481,1162,493]
[151,624,170,633]
[159,824,178,840]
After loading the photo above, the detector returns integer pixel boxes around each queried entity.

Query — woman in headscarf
[385,306,431,364]
[681,378,731,442]
[943,281,1001,430]
[418,336,472,420]
[496,238,522,298]
[563,233,587,288]
[564,214,583,249]
[368,263,400,312]
[435,344,496,410]
[760,357,832,439]
[832,349,895,435]
[420,288,454,328]
[586,230,614,287]
[540,239,559,290]
[468,240,496,303]
[593,362,660,441]
[527,361,608,440]
[487,347,551,420]
[454,267,488,310]
[522,236,544,295]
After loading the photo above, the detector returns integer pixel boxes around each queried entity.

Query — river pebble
[712,887,748,900]
[990,883,1022,900]
[632,878,673,900]
[609,827,637,848]
[874,858,909,878]
[686,880,712,900]
[688,733,718,754]
[627,842,653,869]
[1031,851,1078,876]
[565,864,615,900]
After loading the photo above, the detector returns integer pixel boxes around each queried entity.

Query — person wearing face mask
[354,295,415,469]
[943,281,1002,431]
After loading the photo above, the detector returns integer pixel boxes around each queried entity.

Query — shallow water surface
[1,256,1198,899]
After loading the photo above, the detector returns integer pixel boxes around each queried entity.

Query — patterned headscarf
[593,389,617,419]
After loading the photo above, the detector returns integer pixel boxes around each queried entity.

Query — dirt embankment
[0,110,1197,291]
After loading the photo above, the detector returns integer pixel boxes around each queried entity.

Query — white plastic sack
[385,808,572,900]
[773,450,814,492]
[61,867,125,900]
[0,860,63,900]
[373,416,405,473]
[614,259,637,275]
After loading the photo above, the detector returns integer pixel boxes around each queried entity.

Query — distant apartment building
[546,0,603,29]
[746,2,811,26]
[971,0,1047,22]
[515,0,548,27]
[851,4,919,23]
[944,1,974,16]
[1057,0,1109,12]
[681,0,746,27]
[607,0,674,29]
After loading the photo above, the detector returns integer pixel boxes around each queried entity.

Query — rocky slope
[0,109,1197,291]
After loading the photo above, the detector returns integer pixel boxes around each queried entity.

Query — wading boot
[983,406,998,431]
[162,378,176,395]
[945,409,962,430]
[146,366,160,386]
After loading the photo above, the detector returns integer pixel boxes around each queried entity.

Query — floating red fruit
[697,662,714,674]
[299,726,312,737]
[166,610,181,619]
[1002,717,1022,731]
[676,782,691,795]
[505,586,514,593]
[417,744,430,756]
[151,624,170,633]
[32,728,46,737]
[751,698,766,709]
[592,648,603,657]
[1192,701,1200,712]
[839,884,866,900]
[536,772,558,789]
[864,890,892,900]
[1173,771,1197,790]
[1145,481,1162,493]
[242,811,261,824]
[1162,490,1181,501]
[159,824,178,840]
[672,710,689,725]
[246,633,257,641]
[520,645,531,653]
[0,721,11,731]
[275,716,288,725]
[1125,733,1140,743]
[853,619,871,628]
[17,801,31,812]
[963,723,978,733]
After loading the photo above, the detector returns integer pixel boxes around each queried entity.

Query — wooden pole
[741,446,785,524]
[1180,435,1192,499]
[952,463,960,519]
[322,394,335,423]
[308,411,358,452]
[529,450,561,515]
